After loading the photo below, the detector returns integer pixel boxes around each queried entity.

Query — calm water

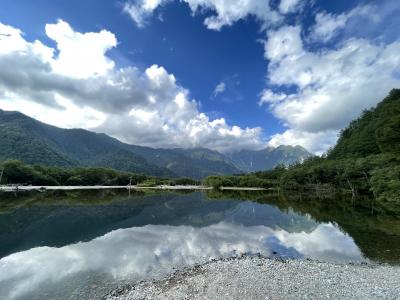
[0,190,399,299]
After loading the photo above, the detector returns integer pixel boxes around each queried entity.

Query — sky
[0,0,399,154]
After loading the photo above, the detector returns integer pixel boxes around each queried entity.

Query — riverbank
[0,185,272,192]
[0,185,212,192]
[105,256,400,300]
[220,186,268,191]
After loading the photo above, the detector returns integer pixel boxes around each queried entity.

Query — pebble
[105,257,400,300]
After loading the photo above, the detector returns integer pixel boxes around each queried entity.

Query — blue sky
[0,0,399,153]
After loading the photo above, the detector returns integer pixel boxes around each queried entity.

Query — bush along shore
[0,160,201,188]
[0,160,269,192]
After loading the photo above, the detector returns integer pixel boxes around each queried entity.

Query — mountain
[228,145,313,172]
[0,110,174,177]
[123,146,241,179]
[0,110,243,178]
[0,109,311,178]
[328,89,400,159]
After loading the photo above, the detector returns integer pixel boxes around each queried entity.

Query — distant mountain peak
[227,144,313,173]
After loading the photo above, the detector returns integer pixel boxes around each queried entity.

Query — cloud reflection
[0,222,363,299]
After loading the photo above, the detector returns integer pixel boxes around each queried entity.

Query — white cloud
[0,94,106,129]
[264,25,303,61]
[268,129,338,156]
[0,222,362,299]
[0,20,265,152]
[279,0,301,14]
[0,23,29,54]
[212,74,243,103]
[45,20,117,78]
[123,0,170,28]
[310,12,348,42]
[261,24,400,154]
[258,89,286,105]
[309,5,378,43]
[123,0,281,30]
[122,0,400,154]
[213,81,226,97]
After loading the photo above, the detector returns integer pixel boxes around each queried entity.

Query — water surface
[0,190,398,299]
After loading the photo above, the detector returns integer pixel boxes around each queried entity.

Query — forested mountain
[0,110,174,177]
[204,89,400,214]
[122,146,242,179]
[0,109,310,178]
[328,89,400,159]
[228,145,312,172]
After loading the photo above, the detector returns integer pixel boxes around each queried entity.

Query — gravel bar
[105,257,400,300]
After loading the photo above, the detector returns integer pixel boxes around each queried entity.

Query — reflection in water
[208,189,400,263]
[1,189,398,300]
[0,192,319,258]
[0,221,363,300]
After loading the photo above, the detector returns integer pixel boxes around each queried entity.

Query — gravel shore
[105,257,400,300]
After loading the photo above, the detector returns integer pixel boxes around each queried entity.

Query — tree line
[0,160,200,187]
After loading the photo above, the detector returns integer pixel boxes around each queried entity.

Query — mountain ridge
[0,109,312,178]
[227,145,312,172]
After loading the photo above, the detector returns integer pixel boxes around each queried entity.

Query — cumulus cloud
[268,129,338,156]
[0,20,265,152]
[123,0,281,30]
[45,20,117,78]
[0,222,362,299]
[259,23,400,154]
[122,0,400,154]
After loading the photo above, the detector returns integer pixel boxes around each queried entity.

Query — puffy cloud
[101,110,264,152]
[123,0,281,30]
[0,222,362,299]
[122,0,400,154]
[261,24,400,154]
[45,20,117,78]
[268,129,338,156]
[0,23,30,54]
[278,0,302,14]
[184,0,281,30]
[0,20,265,152]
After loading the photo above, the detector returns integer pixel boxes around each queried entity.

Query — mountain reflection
[0,191,318,257]
[0,221,363,300]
